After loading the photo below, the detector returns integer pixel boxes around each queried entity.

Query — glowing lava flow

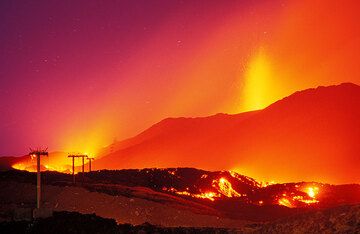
[212,177,241,197]
[162,170,324,207]
[294,186,320,205]
[166,177,243,201]
[277,185,320,207]
[306,186,319,198]
[175,191,220,201]
[278,198,294,208]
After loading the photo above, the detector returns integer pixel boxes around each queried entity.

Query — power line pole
[82,156,85,173]
[68,154,87,184]
[29,148,48,209]
[68,155,76,184]
[86,157,94,172]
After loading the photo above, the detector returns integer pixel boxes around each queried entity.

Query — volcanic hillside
[1,168,360,223]
[94,83,360,184]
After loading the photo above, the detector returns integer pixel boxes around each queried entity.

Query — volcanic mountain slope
[77,168,360,216]
[94,83,360,184]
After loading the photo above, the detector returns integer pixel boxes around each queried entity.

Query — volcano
[93,83,360,184]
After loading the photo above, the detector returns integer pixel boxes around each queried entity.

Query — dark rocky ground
[0,211,241,234]
[256,204,360,234]
[0,169,359,233]
[1,205,359,234]
[1,169,359,222]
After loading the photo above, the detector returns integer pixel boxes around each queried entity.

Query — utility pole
[29,148,48,209]
[68,155,76,184]
[68,154,87,184]
[82,156,85,173]
[86,157,94,172]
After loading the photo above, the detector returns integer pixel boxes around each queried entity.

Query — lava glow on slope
[276,185,320,208]
[12,161,324,208]
[169,181,320,208]
[162,171,251,201]
[12,161,69,173]
[11,152,90,174]
[160,169,324,208]
[12,162,34,172]
[165,177,243,202]
[212,177,242,198]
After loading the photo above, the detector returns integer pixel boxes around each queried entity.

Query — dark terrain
[1,206,359,234]
[0,168,359,231]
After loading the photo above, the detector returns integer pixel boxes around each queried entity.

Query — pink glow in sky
[1,0,360,155]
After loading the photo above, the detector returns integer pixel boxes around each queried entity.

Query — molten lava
[160,170,326,208]
[306,186,319,198]
[276,185,320,207]
[175,190,220,201]
[165,176,246,201]
[278,198,294,208]
[212,177,242,197]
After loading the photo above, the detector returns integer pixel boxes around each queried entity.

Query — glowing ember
[175,191,191,196]
[174,190,220,201]
[229,171,238,178]
[199,192,218,201]
[293,195,319,205]
[260,181,276,188]
[278,198,294,208]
